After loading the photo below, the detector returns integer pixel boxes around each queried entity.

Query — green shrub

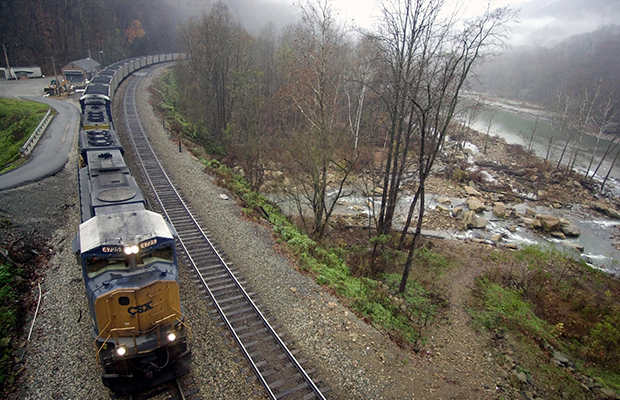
[588,314,620,368]
[469,277,550,340]
[452,167,467,182]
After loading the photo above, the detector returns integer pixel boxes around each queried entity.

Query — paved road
[0,79,80,191]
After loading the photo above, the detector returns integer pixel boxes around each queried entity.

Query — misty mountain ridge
[473,22,620,105]
[166,0,297,33]
[513,0,620,46]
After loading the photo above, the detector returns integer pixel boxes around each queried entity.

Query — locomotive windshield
[137,244,174,266]
[85,243,174,277]
[86,254,128,277]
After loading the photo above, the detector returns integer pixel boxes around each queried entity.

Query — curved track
[120,71,327,400]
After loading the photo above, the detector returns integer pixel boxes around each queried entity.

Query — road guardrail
[20,108,53,156]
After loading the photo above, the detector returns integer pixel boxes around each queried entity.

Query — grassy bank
[469,246,620,395]
[202,158,447,349]
[0,98,50,172]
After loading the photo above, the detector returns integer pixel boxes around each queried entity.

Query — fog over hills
[167,0,298,33]
[511,0,620,46]
[167,0,620,45]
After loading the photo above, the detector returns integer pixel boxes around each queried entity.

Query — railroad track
[120,71,327,400]
[128,377,199,400]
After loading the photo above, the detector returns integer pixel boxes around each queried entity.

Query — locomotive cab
[73,210,191,394]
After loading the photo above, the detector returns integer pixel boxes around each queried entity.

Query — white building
[1,66,43,79]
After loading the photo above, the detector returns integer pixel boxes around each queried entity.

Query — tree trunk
[399,183,425,293]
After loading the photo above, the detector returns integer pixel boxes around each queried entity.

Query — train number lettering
[128,301,153,316]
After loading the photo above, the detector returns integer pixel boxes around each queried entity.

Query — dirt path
[404,242,503,399]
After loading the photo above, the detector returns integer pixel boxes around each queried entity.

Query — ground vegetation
[0,99,49,172]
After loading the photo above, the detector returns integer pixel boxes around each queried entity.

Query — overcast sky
[223,0,620,46]
[284,0,525,29]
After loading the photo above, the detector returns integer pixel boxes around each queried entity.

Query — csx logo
[128,301,153,316]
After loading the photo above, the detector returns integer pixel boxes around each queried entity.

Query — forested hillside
[0,0,181,72]
[0,0,299,74]
[473,25,620,105]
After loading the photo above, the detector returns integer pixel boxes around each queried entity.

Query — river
[265,98,620,275]
[463,98,620,190]
[461,98,620,273]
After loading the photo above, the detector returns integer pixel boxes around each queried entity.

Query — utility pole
[51,57,60,94]
[88,50,93,80]
[3,43,13,79]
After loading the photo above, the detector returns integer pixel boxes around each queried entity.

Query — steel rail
[175,378,187,400]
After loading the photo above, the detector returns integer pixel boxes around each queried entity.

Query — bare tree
[526,116,539,154]
[601,146,620,191]
[586,86,620,181]
[345,38,376,150]
[369,0,440,239]
[228,59,269,191]
[275,0,357,241]
[369,0,515,292]
[181,3,247,144]
[545,88,570,164]
[483,108,496,154]
[453,98,483,152]
[554,82,600,172]
[567,81,602,172]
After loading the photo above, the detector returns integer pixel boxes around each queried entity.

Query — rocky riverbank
[314,127,620,273]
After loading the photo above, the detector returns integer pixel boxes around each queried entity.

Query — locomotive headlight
[123,245,139,255]
[167,332,177,342]
[116,346,127,356]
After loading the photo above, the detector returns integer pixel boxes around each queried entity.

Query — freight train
[71,54,191,394]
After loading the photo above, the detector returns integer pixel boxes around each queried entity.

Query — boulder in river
[490,234,503,242]
[436,204,451,213]
[462,210,488,229]
[464,185,481,196]
[589,201,620,219]
[536,214,560,232]
[467,198,486,213]
[551,231,566,239]
[559,218,580,237]
[438,196,452,204]
[493,202,507,218]
[563,243,584,253]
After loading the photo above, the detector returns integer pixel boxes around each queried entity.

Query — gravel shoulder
[4,63,507,399]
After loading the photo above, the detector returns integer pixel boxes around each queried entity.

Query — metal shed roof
[64,58,101,73]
